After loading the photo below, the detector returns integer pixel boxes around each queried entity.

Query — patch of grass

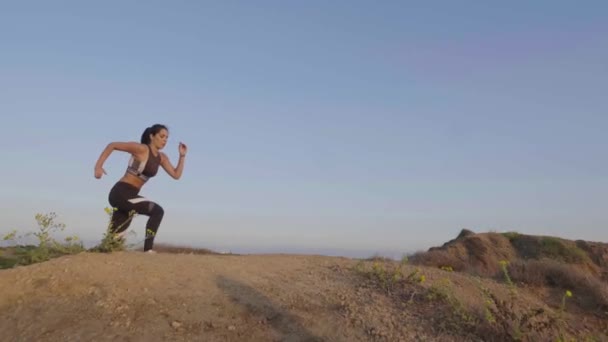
[539,237,588,264]
[1,212,85,268]
[502,231,521,241]
[353,258,424,296]
[0,255,19,269]
[153,243,224,255]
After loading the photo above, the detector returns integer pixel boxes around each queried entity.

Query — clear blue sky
[1,1,607,258]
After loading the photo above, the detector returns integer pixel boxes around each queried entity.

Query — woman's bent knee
[152,203,164,217]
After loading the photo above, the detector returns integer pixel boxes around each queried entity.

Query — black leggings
[108,181,164,251]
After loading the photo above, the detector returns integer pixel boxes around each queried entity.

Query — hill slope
[411,229,608,280]
[1,252,443,341]
[1,236,607,341]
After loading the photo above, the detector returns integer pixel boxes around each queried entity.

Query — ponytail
[140,127,152,144]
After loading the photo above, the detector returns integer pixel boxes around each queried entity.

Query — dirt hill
[411,229,608,280]
[1,234,608,341]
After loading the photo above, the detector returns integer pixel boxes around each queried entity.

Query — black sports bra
[126,145,161,181]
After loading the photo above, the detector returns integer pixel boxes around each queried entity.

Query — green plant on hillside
[1,212,85,267]
[474,279,497,325]
[353,258,423,296]
[426,277,476,334]
[369,261,405,295]
[441,265,454,272]
[0,255,18,269]
[556,290,574,342]
[499,260,517,296]
[90,207,137,253]
[409,268,426,284]
[502,231,521,241]
[2,230,18,243]
[561,290,572,313]
[540,237,587,264]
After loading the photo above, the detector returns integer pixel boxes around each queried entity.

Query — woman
[94,124,187,252]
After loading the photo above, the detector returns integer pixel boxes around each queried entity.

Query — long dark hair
[141,124,168,144]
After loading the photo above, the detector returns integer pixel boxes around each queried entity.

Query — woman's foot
[145,249,157,254]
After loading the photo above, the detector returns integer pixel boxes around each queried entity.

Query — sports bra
[126,145,161,182]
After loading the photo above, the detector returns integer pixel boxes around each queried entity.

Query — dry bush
[395,265,561,341]
[410,233,517,277]
[365,254,394,262]
[508,258,608,311]
[575,240,608,280]
[409,249,468,272]
[355,257,604,341]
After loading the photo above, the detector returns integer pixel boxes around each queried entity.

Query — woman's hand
[179,142,188,157]
[95,166,107,179]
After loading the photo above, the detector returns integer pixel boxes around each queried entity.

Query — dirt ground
[0,251,464,342]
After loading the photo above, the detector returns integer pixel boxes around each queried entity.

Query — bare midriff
[118,172,146,190]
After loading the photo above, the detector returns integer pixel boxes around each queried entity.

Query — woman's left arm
[160,142,187,180]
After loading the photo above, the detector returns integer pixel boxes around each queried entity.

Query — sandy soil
[0,251,459,342]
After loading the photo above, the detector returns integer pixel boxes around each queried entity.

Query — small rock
[228,325,236,331]
[171,321,182,329]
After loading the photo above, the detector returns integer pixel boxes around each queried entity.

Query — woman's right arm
[94,142,145,179]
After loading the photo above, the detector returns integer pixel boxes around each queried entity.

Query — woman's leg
[126,197,164,251]
[109,208,135,235]
[108,182,165,251]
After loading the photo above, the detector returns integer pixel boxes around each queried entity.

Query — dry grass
[364,253,395,263]
[410,231,606,282]
[409,233,517,277]
[508,258,608,311]
[152,243,233,255]
[409,249,468,272]
[396,230,608,341]
[354,258,577,342]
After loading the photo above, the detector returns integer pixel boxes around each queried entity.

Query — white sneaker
[145,250,157,254]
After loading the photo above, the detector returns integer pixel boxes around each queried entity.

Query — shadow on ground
[216,275,323,342]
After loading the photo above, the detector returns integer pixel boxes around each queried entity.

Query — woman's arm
[160,153,186,180]
[94,142,146,178]
[160,142,188,180]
